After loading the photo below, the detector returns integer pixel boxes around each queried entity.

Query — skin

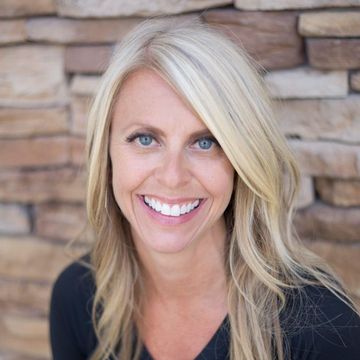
[109,69,234,359]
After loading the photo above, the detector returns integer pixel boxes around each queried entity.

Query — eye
[126,132,156,147]
[195,137,216,150]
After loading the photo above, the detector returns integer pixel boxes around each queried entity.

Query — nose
[155,149,191,190]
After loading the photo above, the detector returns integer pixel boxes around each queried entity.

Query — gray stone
[0,204,30,235]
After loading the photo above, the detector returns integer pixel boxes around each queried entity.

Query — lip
[137,195,206,226]
[141,194,203,205]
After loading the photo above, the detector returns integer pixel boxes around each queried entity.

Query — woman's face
[109,69,234,254]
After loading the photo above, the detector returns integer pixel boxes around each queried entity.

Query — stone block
[275,96,360,143]
[305,241,360,297]
[0,204,30,235]
[56,0,231,17]
[307,39,360,70]
[296,176,314,209]
[35,203,86,242]
[0,20,26,44]
[0,314,49,358]
[0,0,55,17]
[71,96,91,136]
[0,108,68,138]
[265,68,347,99]
[204,10,303,70]
[0,168,86,203]
[0,236,87,281]
[0,137,70,169]
[65,45,113,73]
[71,75,100,96]
[295,202,360,243]
[70,137,86,166]
[350,71,360,91]
[27,17,143,44]
[0,46,67,107]
[316,178,360,207]
[289,140,360,178]
[235,0,360,10]
[299,11,360,37]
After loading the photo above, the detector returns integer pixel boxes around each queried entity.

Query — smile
[143,196,201,217]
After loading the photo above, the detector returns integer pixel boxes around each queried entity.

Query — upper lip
[140,194,203,205]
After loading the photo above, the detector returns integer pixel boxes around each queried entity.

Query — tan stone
[27,17,143,44]
[204,10,303,70]
[0,314,49,358]
[0,236,87,281]
[296,176,314,209]
[0,168,86,203]
[0,351,40,360]
[350,72,360,91]
[235,0,360,10]
[0,20,26,44]
[0,0,55,17]
[307,39,360,70]
[305,241,360,297]
[71,96,92,136]
[299,11,360,37]
[0,46,67,107]
[0,108,68,138]
[0,279,51,315]
[71,75,101,96]
[289,140,360,178]
[0,137,69,168]
[70,137,86,166]
[265,68,348,99]
[0,204,30,235]
[35,203,87,242]
[316,178,360,207]
[275,96,360,143]
[56,0,231,17]
[294,202,360,243]
[65,45,113,73]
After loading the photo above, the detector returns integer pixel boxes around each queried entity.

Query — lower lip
[137,195,206,226]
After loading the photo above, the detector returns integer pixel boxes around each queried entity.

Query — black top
[50,255,360,360]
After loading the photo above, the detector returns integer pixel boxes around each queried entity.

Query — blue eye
[138,134,153,146]
[197,137,214,150]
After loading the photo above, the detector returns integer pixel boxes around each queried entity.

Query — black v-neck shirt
[50,256,360,360]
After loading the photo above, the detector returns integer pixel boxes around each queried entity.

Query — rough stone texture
[203,10,304,70]
[0,46,67,107]
[296,176,314,209]
[0,236,86,281]
[275,96,360,143]
[71,75,101,96]
[305,241,360,297]
[0,205,30,235]
[0,0,55,17]
[71,96,91,136]
[0,279,50,315]
[0,137,70,168]
[0,168,86,204]
[56,0,232,17]
[316,178,360,207]
[265,68,348,99]
[307,39,360,70]
[299,11,360,37]
[65,45,113,73]
[235,0,360,10]
[350,71,360,91]
[0,314,49,358]
[70,137,86,166]
[0,20,26,44]
[289,140,360,178]
[27,17,143,44]
[295,202,360,243]
[35,203,87,242]
[0,108,68,138]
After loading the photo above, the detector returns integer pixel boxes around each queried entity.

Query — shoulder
[281,285,360,359]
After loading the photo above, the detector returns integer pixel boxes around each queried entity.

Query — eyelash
[125,132,219,149]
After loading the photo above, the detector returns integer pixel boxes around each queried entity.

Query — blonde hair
[84,18,355,360]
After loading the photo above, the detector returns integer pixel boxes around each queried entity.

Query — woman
[50,19,360,360]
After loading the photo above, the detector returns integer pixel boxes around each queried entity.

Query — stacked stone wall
[0,1,360,358]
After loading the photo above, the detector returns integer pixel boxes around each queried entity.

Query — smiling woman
[49,18,360,360]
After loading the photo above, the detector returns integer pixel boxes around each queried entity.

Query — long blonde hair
[85,18,355,360]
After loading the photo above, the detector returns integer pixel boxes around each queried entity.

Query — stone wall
[1,1,360,358]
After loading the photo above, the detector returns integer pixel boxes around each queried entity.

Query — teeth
[143,196,201,217]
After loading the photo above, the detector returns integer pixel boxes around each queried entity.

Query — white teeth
[143,196,201,217]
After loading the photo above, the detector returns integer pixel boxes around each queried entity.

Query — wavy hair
[84,18,356,360]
